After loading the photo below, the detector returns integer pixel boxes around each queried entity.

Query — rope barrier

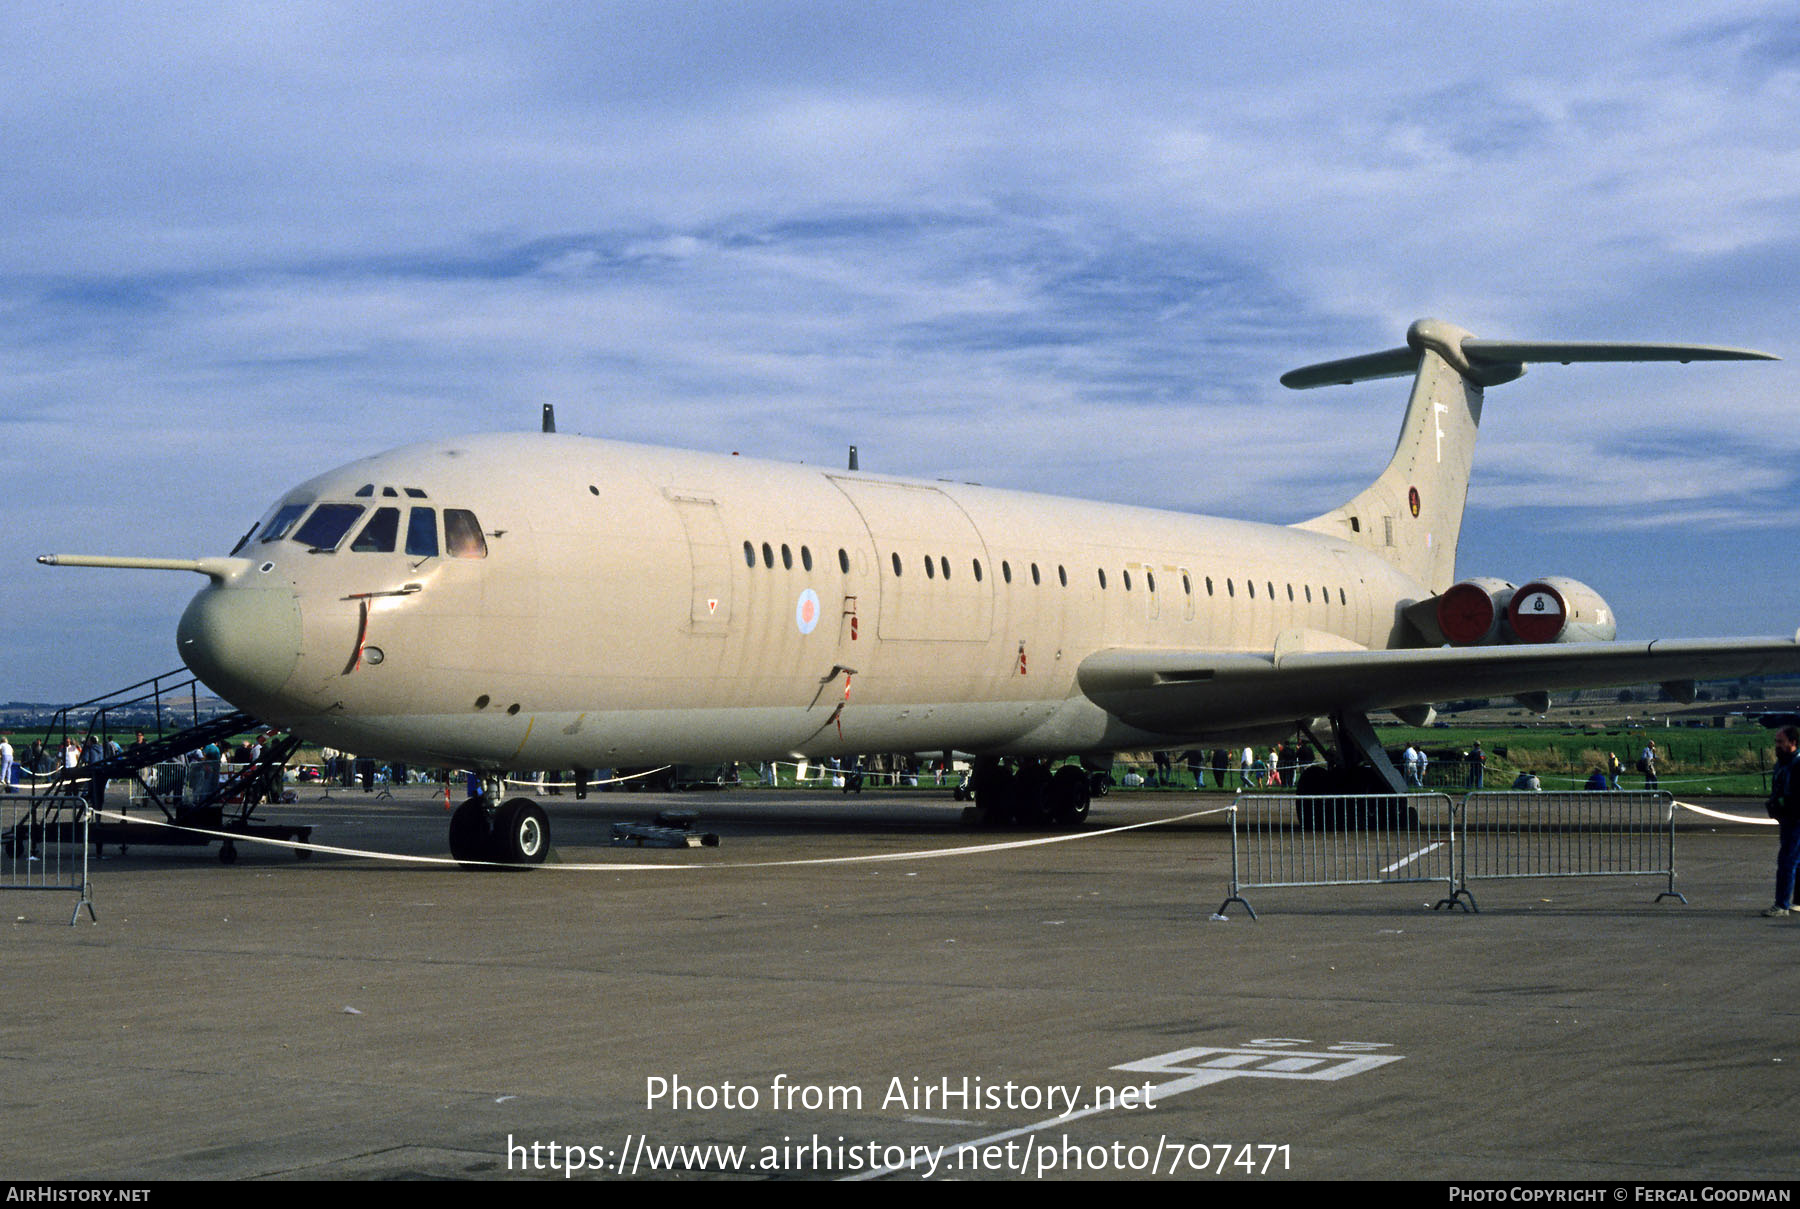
[86,804,1230,871]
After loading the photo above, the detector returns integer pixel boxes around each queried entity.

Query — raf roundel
[795,588,821,635]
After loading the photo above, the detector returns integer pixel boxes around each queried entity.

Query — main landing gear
[964,757,1093,828]
[1292,710,1418,831]
[448,789,550,869]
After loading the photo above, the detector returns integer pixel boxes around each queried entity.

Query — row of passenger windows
[245,502,489,559]
[743,541,854,574]
[740,539,1349,607]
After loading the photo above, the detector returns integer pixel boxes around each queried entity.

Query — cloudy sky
[3,2,1797,702]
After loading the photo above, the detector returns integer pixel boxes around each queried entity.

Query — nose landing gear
[448,783,551,868]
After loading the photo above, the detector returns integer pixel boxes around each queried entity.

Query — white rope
[87,805,1229,871]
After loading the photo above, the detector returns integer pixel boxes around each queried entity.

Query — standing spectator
[1468,742,1486,789]
[0,733,13,794]
[1762,725,1799,917]
[1640,740,1659,789]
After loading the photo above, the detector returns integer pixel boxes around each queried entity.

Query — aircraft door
[664,492,733,635]
[827,477,993,643]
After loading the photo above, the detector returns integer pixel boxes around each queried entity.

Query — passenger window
[744,541,756,567]
[1098,568,1107,589]
[1001,561,1011,584]
[351,507,401,553]
[973,559,983,582]
[1057,565,1067,587]
[802,546,813,571]
[292,504,366,552]
[781,543,793,570]
[891,552,902,576]
[925,555,935,579]
[445,509,488,559]
[762,542,773,568]
[940,556,950,580]
[406,508,439,558]
[258,502,310,543]
[839,548,850,573]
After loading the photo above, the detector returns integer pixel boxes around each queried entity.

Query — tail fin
[1288,317,1775,594]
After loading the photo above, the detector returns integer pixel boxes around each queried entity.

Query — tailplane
[1288,318,1774,594]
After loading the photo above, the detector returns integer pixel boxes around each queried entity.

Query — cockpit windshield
[257,501,312,543]
[253,498,481,557]
[350,507,400,553]
[444,509,488,559]
[291,504,366,552]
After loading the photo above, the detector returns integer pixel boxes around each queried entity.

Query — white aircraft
[42,317,1798,864]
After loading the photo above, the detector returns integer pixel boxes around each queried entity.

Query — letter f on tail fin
[1287,317,1776,595]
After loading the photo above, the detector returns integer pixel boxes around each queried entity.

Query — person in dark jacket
[1764,725,1800,917]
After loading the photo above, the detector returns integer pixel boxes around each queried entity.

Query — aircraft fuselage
[178,432,1422,769]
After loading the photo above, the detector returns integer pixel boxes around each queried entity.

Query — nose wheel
[449,795,551,868]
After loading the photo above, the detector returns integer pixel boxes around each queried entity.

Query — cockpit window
[405,507,438,558]
[257,502,311,543]
[351,507,400,553]
[444,509,487,559]
[291,503,366,552]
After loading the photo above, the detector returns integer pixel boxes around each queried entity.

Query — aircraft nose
[177,584,303,707]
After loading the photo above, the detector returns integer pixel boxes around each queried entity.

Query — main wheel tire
[492,801,550,866]
[1014,759,1054,826]
[1293,764,1337,830]
[973,759,1017,826]
[1048,764,1091,827]
[448,797,495,868]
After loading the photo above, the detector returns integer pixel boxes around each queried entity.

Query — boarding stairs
[6,670,312,863]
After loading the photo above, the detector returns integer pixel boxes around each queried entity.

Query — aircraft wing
[1076,636,1800,733]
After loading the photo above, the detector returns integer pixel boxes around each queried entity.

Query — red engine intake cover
[1507,581,1568,644]
[1437,581,1500,645]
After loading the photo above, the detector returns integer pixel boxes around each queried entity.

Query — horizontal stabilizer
[1462,339,1778,367]
[1280,346,1418,389]
[1283,318,1776,390]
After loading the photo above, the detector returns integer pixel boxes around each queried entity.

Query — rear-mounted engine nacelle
[1505,577,1616,644]
[1433,577,1516,646]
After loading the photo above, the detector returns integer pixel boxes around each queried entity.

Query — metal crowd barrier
[1218,789,1682,916]
[1459,790,1682,907]
[0,794,97,924]
[1219,793,1458,920]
